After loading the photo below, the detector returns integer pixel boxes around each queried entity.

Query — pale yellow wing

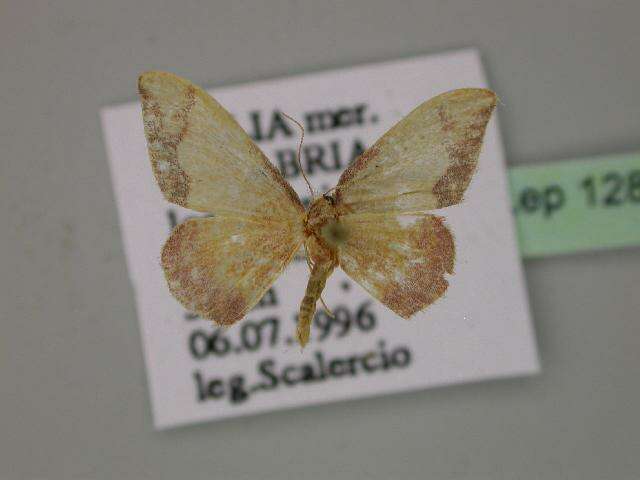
[138,71,304,222]
[336,88,497,214]
[138,71,305,323]
[162,216,302,325]
[335,89,497,317]
[337,214,455,318]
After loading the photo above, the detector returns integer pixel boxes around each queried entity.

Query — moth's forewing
[138,71,305,324]
[336,89,497,215]
[138,71,304,220]
[335,88,496,316]
[338,214,454,318]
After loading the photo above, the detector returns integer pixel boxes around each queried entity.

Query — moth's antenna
[323,185,338,196]
[281,112,314,199]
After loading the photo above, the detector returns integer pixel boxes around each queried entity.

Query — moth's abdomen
[296,259,335,347]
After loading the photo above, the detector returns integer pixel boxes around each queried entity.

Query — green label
[508,152,640,258]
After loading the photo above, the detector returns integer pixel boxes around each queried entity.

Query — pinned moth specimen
[138,71,497,347]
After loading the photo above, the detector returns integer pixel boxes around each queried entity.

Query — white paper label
[101,49,539,429]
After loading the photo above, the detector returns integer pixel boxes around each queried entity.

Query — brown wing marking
[138,78,196,206]
[380,216,454,317]
[431,100,495,208]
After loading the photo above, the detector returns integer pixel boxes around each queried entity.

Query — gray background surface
[2,1,639,479]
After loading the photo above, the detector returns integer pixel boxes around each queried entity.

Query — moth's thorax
[304,195,347,264]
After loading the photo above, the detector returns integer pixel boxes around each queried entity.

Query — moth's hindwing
[338,214,454,318]
[162,216,303,324]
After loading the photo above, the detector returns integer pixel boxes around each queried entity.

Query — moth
[138,71,497,347]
